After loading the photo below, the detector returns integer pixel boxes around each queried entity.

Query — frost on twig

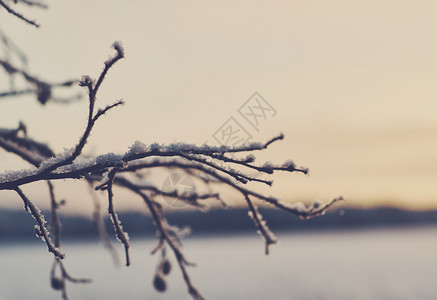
[87,181,120,266]
[0,41,343,300]
[14,186,64,259]
[245,194,277,255]
[105,168,130,266]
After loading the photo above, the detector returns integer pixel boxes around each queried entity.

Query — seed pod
[153,274,167,292]
[51,277,64,290]
[162,260,171,275]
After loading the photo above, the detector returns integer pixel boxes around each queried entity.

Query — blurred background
[0,0,436,299]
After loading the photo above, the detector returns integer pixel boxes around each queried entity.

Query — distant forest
[2,206,437,241]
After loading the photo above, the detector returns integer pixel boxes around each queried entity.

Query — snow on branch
[0,41,343,300]
[14,186,64,259]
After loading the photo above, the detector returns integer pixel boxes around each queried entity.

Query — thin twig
[115,178,205,300]
[106,168,130,266]
[87,181,120,266]
[0,0,39,27]
[14,186,64,259]
[244,194,276,254]
[0,40,343,300]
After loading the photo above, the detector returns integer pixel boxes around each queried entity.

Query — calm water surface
[1,226,437,300]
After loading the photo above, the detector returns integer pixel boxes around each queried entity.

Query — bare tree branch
[0,0,40,27]
[0,40,342,300]
[105,168,130,266]
[87,181,120,266]
[0,58,79,104]
[14,186,64,259]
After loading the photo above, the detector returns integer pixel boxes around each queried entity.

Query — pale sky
[0,0,436,213]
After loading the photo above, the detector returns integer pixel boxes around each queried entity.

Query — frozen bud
[34,226,41,237]
[312,201,321,209]
[162,260,171,275]
[112,41,124,57]
[153,274,167,292]
[79,75,94,87]
[282,160,295,171]
[51,277,64,290]
[36,82,51,105]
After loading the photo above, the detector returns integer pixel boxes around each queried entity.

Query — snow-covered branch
[0,40,342,300]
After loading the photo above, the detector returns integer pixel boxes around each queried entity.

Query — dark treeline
[1,206,437,241]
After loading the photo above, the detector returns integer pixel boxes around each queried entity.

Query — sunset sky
[0,0,436,213]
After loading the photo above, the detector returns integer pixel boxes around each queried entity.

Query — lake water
[1,226,437,300]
